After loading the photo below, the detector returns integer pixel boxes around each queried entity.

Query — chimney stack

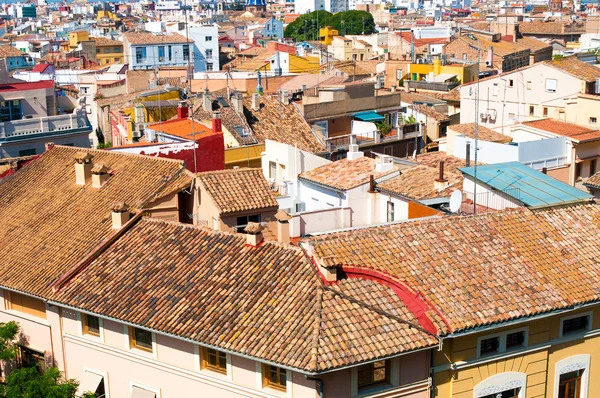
[244,222,264,247]
[280,89,288,104]
[375,155,393,172]
[91,164,110,188]
[347,144,364,161]
[74,152,94,185]
[111,202,130,229]
[203,88,212,112]
[275,209,292,244]
[45,142,55,151]
[465,141,471,167]
[212,111,222,134]
[434,160,449,190]
[232,91,243,113]
[252,93,260,111]
[486,45,493,68]
[177,101,189,119]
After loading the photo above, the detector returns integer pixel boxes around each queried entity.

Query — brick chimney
[203,88,212,112]
[434,160,449,190]
[275,209,291,244]
[244,222,264,247]
[111,201,130,229]
[74,152,94,185]
[177,102,189,119]
[91,164,110,188]
[212,111,222,133]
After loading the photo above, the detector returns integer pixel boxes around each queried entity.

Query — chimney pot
[434,160,449,190]
[212,111,222,134]
[232,91,244,113]
[74,152,94,185]
[466,142,471,167]
[91,164,110,188]
[244,222,264,246]
[203,88,212,112]
[252,93,260,111]
[111,202,130,229]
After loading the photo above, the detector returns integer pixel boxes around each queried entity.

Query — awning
[353,111,384,122]
[131,386,156,398]
[432,73,457,83]
[77,371,103,397]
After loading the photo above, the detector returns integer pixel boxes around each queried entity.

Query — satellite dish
[449,190,462,213]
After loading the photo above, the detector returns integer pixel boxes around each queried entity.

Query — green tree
[326,10,376,35]
[0,322,19,361]
[4,367,79,398]
[284,10,332,41]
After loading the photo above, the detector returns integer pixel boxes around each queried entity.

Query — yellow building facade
[409,58,478,84]
[69,30,89,50]
[319,26,338,46]
[433,306,600,398]
[94,38,124,66]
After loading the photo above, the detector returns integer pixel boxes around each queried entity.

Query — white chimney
[74,152,94,185]
[232,92,244,113]
[91,164,110,188]
[375,155,393,172]
[244,222,264,246]
[252,93,260,111]
[203,88,212,112]
[111,202,130,229]
[347,144,364,161]
[280,89,288,104]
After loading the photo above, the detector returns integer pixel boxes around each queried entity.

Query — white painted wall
[463,176,524,211]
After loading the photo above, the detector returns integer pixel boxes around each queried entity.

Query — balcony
[326,123,421,151]
[405,80,460,92]
[0,110,91,142]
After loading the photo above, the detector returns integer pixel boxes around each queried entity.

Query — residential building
[94,37,124,66]
[262,17,284,39]
[179,24,220,72]
[13,63,54,82]
[519,21,586,50]
[0,45,35,71]
[406,56,478,91]
[390,32,449,61]
[328,36,373,62]
[0,80,92,158]
[123,31,193,71]
[319,26,338,45]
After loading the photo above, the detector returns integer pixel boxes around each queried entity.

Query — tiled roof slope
[377,165,462,200]
[306,204,600,333]
[300,157,397,191]
[522,119,600,142]
[0,45,25,57]
[196,168,278,213]
[54,218,439,372]
[243,95,327,153]
[123,32,191,45]
[0,146,189,297]
[544,57,600,83]
[584,171,600,189]
[449,123,512,143]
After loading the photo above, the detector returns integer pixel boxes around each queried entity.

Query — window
[591,159,597,176]
[576,162,582,179]
[236,214,260,233]
[168,45,172,61]
[129,327,153,351]
[508,112,516,120]
[0,99,22,122]
[82,314,100,336]
[526,80,532,90]
[481,389,520,398]
[96,49,100,54]
[206,62,213,71]
[8,291,45,318]
[546,78,557,93]
[478,328,527,357]
[206,49,213,58]
[115,58,120,62]
[201,347,227,374]
[263,365,286,391]
[396,69,403,80]
[387,201,394,222]
[17,346,45,372]
[529,106,535,116]
[558,370,582,398]
[508,79,514,87]
[560,313,591,336]
[183,45,189,61]
[135,47,146,63]
[543,107,548,117]
[114,47,120,52]
[158,46,165,62]
[104,48,110,53]
[19,148,36,157]
[269,161,276,180]
[205,36,213,41]
[358,360,389,389]
[493,83,499,96]
[590,117,597,124]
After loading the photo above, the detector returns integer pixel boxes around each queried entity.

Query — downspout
[305,375,324,398]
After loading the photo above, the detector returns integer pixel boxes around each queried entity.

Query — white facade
[183,25,220,73]
[125,41,192,70]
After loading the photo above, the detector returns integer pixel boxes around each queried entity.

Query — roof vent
[74,152,94,185]
[111,202,130,229]
[434,160,449,190]
[375,154,393,172]
[347,144,363,161]
[244,222,264,247]
[275,209,292,244]
[91,164,110,188]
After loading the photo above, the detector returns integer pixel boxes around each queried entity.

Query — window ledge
[200,367,228,380]
[263,386,287,397]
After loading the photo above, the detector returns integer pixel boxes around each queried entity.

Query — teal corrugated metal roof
[353,111,384,122]
[459,162,592,208]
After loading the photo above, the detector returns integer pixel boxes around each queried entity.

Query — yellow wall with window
[69,31,89,50]
[96,45,124,66]
[408,60,477,84]
[289,55,320,74]
[433,306,600,398]
[319,26,339,46]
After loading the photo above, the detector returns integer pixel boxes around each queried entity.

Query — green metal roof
[459,162,592,208]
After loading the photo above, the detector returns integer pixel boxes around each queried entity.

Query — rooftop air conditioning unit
[480,112,488,121]
[132,130,142,138]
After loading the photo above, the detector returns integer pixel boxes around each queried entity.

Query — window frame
[545,78,557,93]
[128,326,154,353]
[261,364,287,392]
[81,367,109,398]
[357,359,391,390]
[559,312,592,337]
[476,327,528,358]
[590,117,597,124]
[81,313,102,337]
[200,347,228,375]
[553,354,590,398]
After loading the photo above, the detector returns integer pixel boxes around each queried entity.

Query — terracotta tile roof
[53,218,439,372]
[414,152,470,175]
[242,94,327,153]
[448,123,512,143]
[397,32,449,48]
[584,171,600,189]
[452,34,531,57]
[377,165,462,200]
[147,118,215,140]
[521,119,600,142]
[300,157,397,191]
[331,61,373,77]
[0,45,25,57]
[123,32,191,45]
[0,146,190,297]
[516,37,552,53]
[544,56,600,83]
[196,168,278,214]
[93,36,123,47]
[416,105,450,121]
[305,203,600,333]
[519,21,585,35]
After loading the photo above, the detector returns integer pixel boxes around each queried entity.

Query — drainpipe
[305,375,324,398]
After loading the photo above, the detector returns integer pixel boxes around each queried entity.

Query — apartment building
[123,32,193,71]
[328,36,373,62]
[94,37,124,66]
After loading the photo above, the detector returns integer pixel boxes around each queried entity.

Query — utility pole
[473,49,480,215]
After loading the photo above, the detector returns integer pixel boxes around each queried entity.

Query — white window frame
[81,367,109,398]
[128,380,161,398]
[255,362,292,397]
[476,327,528,358]
[492,83,499,96]
[77,312,105,343]
[473,372,526,398]
[559,311,593,337]
[553,354,591,398]
[545,78,557,93]
[124,325,157,359]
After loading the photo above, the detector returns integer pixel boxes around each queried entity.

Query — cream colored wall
[565,95,600,128]
[194,180,221,229]
[147,192,180,223]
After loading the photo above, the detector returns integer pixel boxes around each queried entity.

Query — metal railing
[405,80,460,92]
[326,124,421,151]
[0,110,90,140]
[463,188,521,212]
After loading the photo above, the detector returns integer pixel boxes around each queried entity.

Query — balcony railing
[0,110,90,141]
[405,80,460,92]
[326,124,421,151]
